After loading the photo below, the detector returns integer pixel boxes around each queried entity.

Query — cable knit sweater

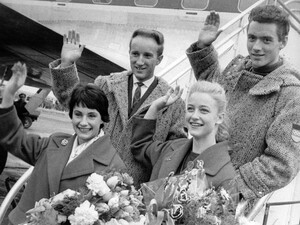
[49,59,186,185]
[186,43,300,199]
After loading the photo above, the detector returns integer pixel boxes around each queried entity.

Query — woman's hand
[144,86,183,120]
[61,30,85,68]
[0,62,27,108]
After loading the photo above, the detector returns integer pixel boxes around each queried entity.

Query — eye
[130,52,139,57]
[144,53,153,59]
[200,108,210,114]
[187,106,194,112]
[263,37,272,44]
[88,113,97,119]
[248,35,256,42]
[73,111,82,117]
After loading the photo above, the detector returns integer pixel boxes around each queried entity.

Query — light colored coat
[49,60,186,185]
[0,107,126,225]
[186,43,300,199]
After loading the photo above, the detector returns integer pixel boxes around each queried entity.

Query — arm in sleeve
[0,107,50,166]
[165,98,187,140]
[236,96,300,199]
[131,117,174,168]
[49,59,80,108]
[186,43,222,82]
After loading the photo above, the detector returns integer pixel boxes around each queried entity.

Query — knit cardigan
[186,43,300,199]
[49,60,186,185]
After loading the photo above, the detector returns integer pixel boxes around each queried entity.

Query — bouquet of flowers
[141,160,238,225]
[25,170,146,225]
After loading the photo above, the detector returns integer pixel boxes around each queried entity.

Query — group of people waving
[1,4,300,225]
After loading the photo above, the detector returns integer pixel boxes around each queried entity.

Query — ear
[216,113,224,125]
[280,36,288,50]
[156,55,163,65]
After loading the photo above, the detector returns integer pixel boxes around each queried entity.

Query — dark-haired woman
[0,62,126,225]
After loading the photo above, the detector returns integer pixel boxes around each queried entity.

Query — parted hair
[248,5,290,41]
[129,28,164,56]
[68,83,110,124]
[188,80,229,142]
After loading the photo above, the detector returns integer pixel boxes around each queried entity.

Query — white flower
[107,176,120,189]
[51,189,78,203]
[108,194,120,209]
[86,173,111,196]
[68,200,99,225]
[219,187,230,201]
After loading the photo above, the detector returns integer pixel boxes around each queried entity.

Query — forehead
[248,21,278,39]
[187,92,217,107]
[130,36,159,53]
[73,104,98,113]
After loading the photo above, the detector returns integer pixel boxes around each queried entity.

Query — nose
[252,39,262,51]
[136,55,144,65]
[190,110,200,120]
[80,116,88,126]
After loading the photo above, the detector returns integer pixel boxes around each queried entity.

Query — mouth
[78,127,92,133]
[135,66,146,72]
[251,53,264,58]
[189,122,204,128]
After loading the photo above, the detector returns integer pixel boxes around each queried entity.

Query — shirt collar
[133,75,155,88]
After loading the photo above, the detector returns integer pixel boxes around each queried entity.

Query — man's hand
[61,30,85,68]
[144,86,183,120]
[197,11,222,48]
[0,62,27,108]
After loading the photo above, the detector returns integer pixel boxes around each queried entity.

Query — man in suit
[49,29,186,185]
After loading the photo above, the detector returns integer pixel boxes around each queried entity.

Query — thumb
[216,29,223,38]
[79,44,85,53]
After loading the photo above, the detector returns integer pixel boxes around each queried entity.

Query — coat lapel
[157,139,192,178]
[47,135,74,195]
[61,135,116,180]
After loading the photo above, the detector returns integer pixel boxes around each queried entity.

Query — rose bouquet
[25,170,146,225]
[141,160,238,225]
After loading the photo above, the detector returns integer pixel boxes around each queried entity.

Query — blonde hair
[188,80,229,142]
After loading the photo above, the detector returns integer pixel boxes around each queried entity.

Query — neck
[251,58,283,76]
[192,134,216,155]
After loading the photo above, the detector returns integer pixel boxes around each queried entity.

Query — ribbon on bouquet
[147,199,175,225]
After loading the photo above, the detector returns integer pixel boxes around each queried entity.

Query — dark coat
[0,107,126,225]
[131,118,237,192]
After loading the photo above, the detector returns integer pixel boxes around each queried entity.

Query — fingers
[205,11,220,27]
[11,62,27,76]
[65,30,81,45]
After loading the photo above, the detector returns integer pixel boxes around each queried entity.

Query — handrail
[278,0,300,34]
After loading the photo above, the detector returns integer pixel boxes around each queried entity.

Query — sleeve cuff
[0,105,14,114]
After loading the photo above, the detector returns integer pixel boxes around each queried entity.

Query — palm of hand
[6,63,27,94]
[61,43,82,62]
[198,25,219,46]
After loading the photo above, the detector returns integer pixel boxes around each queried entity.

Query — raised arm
[49,30,85,107]
[186,11,223,82]
[0,62,27,108]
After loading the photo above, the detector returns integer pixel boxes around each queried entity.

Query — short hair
[188,81,229,142]
[248,5,290,41]
[19,93,26,98]
[129,28,164,57]
[68,83,110,125]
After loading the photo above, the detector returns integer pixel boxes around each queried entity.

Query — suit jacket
[131,118,237,192]
[49,60,187,185]
[0,107,126,225]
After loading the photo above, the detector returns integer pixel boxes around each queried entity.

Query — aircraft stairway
[158,0,300,101]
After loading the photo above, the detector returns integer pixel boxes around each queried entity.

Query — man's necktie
[132,82,144,109]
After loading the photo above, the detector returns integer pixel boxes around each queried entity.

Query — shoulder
[49,132,73,148]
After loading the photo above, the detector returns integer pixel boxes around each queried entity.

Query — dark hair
[129,28,164,56]
[19,93,26,98]
[248,5,290,41]
[68,84,110,128]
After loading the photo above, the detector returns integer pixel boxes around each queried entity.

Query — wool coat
[186,43,300,199]
[131,118,237,194]
[49,60,186,185]
[0,107,126,225]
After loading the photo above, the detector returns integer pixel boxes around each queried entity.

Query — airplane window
[92,0,112,4]
[238,0,258,12]
[134,0,158,7]
[181,0,209,10]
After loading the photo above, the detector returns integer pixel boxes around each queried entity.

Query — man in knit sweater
[186,5,300,200]
[49,29,186,186]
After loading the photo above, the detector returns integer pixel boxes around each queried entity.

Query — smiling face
[129,36,163,82]
[247,21,287,69]
[185,92,223,141]
[72,103,103,145]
